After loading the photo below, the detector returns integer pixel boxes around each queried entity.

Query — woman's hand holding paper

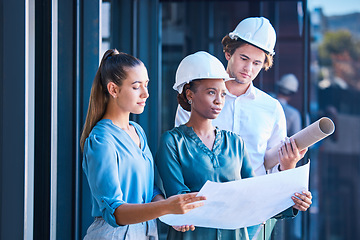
[292,190,312,211]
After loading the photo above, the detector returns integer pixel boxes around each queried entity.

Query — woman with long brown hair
[80,49,205,239]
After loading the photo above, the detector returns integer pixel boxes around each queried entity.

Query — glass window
[101,1,111,56]
[308,1,360,239]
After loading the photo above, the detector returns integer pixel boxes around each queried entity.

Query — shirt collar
[225,82,256,100]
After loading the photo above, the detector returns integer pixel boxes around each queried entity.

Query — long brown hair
[221,35,273,70]
[80,49,142,151]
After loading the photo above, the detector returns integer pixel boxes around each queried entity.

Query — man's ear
[224,51,232,61]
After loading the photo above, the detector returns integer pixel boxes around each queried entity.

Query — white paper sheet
[159,161,310,229]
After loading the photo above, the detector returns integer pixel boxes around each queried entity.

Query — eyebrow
[240,54,263,64]
[131,80,149,85]
[239,54,250,60]
[205,87,227,92]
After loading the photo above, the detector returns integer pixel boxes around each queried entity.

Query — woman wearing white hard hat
[174,17,311,239]
[155,51,312,240]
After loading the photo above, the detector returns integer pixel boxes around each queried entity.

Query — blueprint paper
[159,161,310,229]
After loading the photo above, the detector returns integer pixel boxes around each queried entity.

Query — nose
[214,93,223,105]
[141,86,149,99]
[243,61,252,72]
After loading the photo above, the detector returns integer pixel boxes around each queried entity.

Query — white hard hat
[277,73,299,93]
[173,51,233,93]
[229,17,276,55]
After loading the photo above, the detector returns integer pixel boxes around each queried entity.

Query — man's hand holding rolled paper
[278,137,308,171]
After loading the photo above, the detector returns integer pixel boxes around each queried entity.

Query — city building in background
[309,5,360,239]
[0,0,358,239]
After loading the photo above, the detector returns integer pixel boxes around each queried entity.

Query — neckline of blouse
[179,124,222,167]
[100,119,144,150]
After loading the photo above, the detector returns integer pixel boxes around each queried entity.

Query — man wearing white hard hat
[174,17,310,239]
[156,51,311,240]
[276,73,302,137]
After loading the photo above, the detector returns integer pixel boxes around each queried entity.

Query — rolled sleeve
[152,185,163,200]
[100,197,124,227]
[83,135,125,227]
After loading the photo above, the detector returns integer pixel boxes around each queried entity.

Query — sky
[308,0,360,16]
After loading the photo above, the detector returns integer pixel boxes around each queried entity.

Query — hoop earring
[188,99,192,104]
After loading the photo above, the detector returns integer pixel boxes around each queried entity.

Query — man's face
[225,43,266,86]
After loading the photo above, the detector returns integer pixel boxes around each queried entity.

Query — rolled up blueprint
[264,117,335,170]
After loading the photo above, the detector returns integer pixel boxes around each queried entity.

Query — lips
[211,107,222,114]
[240,72,250,78]
[137,101,146,106]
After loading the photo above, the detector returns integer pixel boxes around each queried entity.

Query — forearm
[114,197,169,226]
[264,148,280,170]
[114,193,205,226]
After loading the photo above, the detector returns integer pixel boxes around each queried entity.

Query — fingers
[279,140,288,159]
[172,225,196,232]
[182,192,206,204]
[284,138,299,157]
[295,190,313,202]
[292,198,308,211]
[279,139,293,160]
[292,191,312,211]
[184,201,204,211]
[290,138,299,155]
[182,193,205,211]
[287,138,307,158]
[167,192,206,214]
[172,226,182,231]
[300,191,313,205]
[279,138,305,170]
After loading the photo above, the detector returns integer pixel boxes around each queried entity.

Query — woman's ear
[107,82,119,98]
[185,88,194,102]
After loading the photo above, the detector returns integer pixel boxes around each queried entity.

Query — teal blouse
[155,125,255,240]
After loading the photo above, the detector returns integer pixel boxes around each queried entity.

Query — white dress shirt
[175,83,287,176]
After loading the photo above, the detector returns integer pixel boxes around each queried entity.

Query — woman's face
[225,43,265,86]
[114,64,149,114]
[188,79,227,120]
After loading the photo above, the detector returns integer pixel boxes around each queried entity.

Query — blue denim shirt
[83,119,161,227]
